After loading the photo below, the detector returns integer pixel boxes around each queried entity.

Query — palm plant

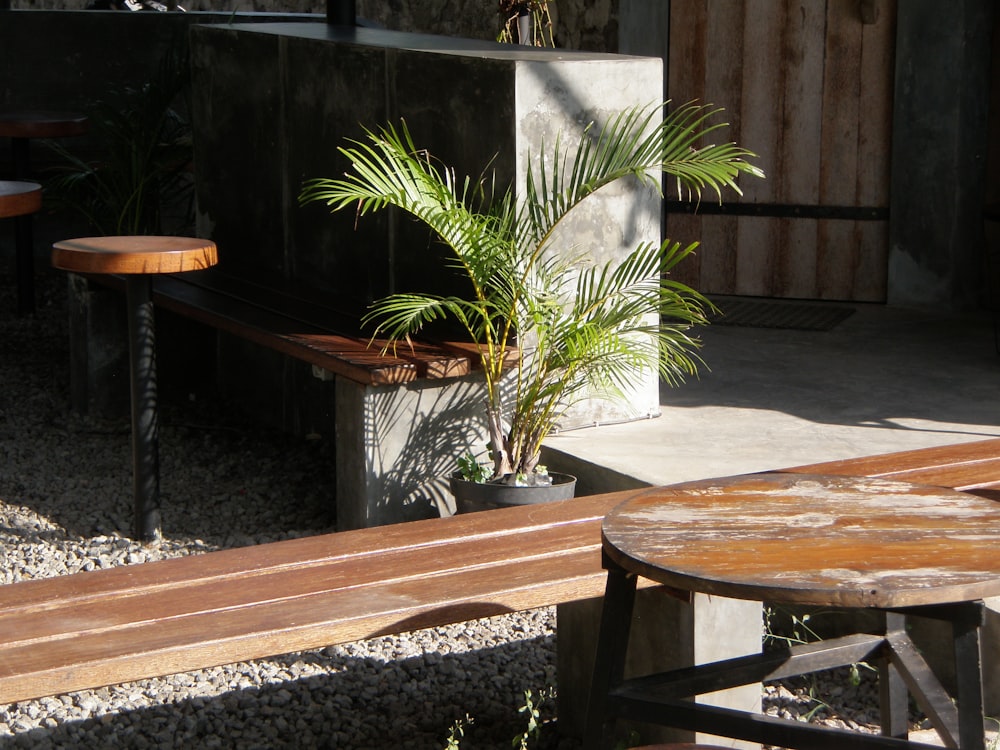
[300,101,763,481]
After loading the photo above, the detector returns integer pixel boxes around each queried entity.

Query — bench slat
[1,560,605,706]
[150,275,426,385]
[0,549,609,704]
[0,490,637,615]
[785,438,1000,486]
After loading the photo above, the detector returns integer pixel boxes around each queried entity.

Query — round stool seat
[0,110,89,140]
[631,745,735,749]
[52,235,218,276]
[0,180,42,219]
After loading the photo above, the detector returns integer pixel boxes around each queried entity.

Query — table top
[0,180,42,219]
[602,472,1000,609]
[52,236,218,276]
[0,111,89,139]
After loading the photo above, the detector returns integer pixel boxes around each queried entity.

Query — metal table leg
[585,554,639,750]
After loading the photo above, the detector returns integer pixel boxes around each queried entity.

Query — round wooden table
[587,473,1000,750]
[52,236,218,541]
[0,180,43,314]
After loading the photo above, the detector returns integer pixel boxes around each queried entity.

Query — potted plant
[43,44,194,236]
[300,101,762,511]
[497,1,555,47]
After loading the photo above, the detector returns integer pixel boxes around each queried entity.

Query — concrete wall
[189,21,664,430]
[888,0,997,309]
[0,10,322,176]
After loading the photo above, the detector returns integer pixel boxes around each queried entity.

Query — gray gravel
[0,271,565,749]
[0,269,935,749]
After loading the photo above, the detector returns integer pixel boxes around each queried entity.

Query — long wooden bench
[65,267,516,528]
[2,436,1000,706]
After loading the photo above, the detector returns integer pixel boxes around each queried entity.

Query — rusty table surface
[602,472,1000,610]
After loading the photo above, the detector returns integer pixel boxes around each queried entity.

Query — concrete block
[558,590,761,749]
[334,374,488,529]
[65,274,129,418]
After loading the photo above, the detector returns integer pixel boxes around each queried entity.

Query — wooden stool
[0,180,42,314]
[0,112,88,313]
[0,110,89,178]
[631,746,734,749]
[52,236,218,540]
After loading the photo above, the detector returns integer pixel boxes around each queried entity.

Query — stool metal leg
[11,138,30,179]
[14,212,34,315]
[125,275,161,542]
[584,556,638,750]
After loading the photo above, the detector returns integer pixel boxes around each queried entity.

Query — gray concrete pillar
[558,589,761,748]
[65,274,130,418]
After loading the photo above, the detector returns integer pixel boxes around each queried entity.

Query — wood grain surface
[52,236,218,275]
[603,472,1000,609]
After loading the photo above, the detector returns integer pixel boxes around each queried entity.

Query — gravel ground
[0,269,951,749]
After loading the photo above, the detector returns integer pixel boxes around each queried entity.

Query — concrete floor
[547,299,1000,747]
[545,299,1000,490]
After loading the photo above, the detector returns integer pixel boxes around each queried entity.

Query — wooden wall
[666,0,897,302]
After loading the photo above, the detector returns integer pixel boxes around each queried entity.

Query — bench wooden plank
[784,438,1000,491]
[79,270,473,386]
[3,440,1000,706]
[157,269,474,381]
[150,275,428,385]
[0,490,645,704]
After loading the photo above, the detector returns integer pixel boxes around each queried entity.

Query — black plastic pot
[449,472,577,514]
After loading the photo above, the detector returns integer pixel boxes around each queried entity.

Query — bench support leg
[334,376,488,529]
[126,275,161,541]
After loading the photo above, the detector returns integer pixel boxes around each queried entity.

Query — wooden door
[667,0,897,302]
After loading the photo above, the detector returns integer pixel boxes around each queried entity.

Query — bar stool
[52,236,218,541]
[0,111,89,313]
[0,110,89,178]
[0,180,42,314]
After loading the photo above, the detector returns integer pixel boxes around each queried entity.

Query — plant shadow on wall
[301,101,763,505]
[362,375,505,523]
[43,43,195,237]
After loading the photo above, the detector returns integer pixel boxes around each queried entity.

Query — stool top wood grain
[0,111,89,139]
[602,472,1000,610]
[0,181,42,219]
[52,236,218,275]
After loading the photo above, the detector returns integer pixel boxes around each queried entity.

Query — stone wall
[5,0,619,52]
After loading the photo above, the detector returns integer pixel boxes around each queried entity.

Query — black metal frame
[665,200,888,221]
[326,0,355,25]
[585,556,987,750]
[11,137,34,314]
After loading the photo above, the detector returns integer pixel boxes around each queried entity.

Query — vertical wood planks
[667,0,896,302]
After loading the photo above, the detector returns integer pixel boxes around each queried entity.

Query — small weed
[443,714,474,750]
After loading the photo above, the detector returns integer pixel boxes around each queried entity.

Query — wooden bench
[65,267,515,528]
[3,436,1000,707]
